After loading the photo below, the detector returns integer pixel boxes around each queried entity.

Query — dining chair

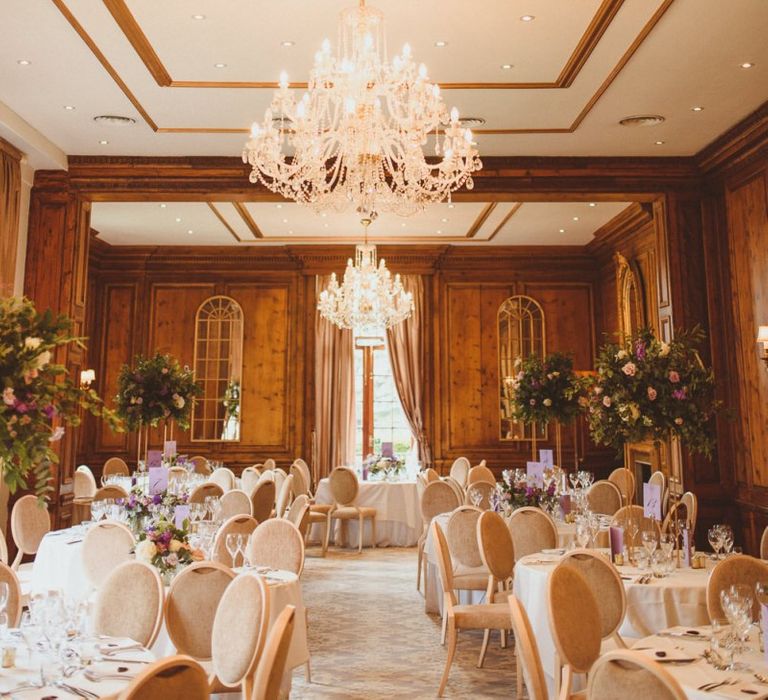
[442,476,465,505]
[680,491,698,533]
[212,515,258,568]
[168,466,188,484]
[262,458,276,471]
[706,555,768,621]
[246,518,305,576]
[417,480,460,592]
[608,467,635,507]
[508,594,548,700]
[285,494,311,538]
[0,562,23,627]
[93,484,129,501]
[290,464,333,541]
[241,467,261,495]
[761,526,768,560]
[292,458,313,493]
[188,456,211,475]
[251,605,296,700]
[164,561,236,660]
[507,506,558,562]
[611,505,659,536]
[10,494,50,572]
[219,489,253,520]
[0,531,8,566]
[210,573,270,697]
[103,457,130,477]
[560,548,627,649]
[424,467,440,482]
[467,464,495,485]
[448,457,470,489]
[273,469,287,499]
[432,520,512,697]
[274,474,294,518]
[82,520,136,588]
[93,560,164,647]
[189,482,225,505]
[73,465,97,525]
[115,655,210,700]
[548,563,602,700]
[587,649,687,700]
[210,467,236,492]
[648,470,668,517]
[250,480,277,524]
[586,480,623,515]
[327,467,377,553]
[464,480,496,510]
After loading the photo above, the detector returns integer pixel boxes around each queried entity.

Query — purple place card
[682,527,691,567]
[381,442,394,458]
[643,482,662,522]
[174,504,190,529]
[539,449,554,467]
[526,461,545,488]
[149,466,168,495]
[163,440,177,459]
[146,450,163,469]
[609,526,624,558]
[559,494,572,516]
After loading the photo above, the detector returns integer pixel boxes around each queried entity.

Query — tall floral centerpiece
[0,297,121,498]
[509,352,584,466]
[586,327,719,456]
[115,353,202,465]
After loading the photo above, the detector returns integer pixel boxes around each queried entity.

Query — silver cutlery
[59,682,99,699]
[698,679,737,692]
[84,670,134,682]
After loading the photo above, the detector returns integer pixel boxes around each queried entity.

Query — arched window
[498,295,546,441]
[192,296,244,441]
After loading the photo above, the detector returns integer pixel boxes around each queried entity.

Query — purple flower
[14,401,28,414]
[152,494,163,505]
[160,531,172,545]
[635,340,646,360]
[42,405,56,419]
[672,388,687,400]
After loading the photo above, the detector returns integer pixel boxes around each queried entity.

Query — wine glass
[236,534,247,567]
[576,518,591,548]
[659,533,674,559]
[721,584,754,668]
[642,530,658,561]
[225,534,239,567]
[720,525,734,557]
[708,525,724,559]
[569,473,579,493]
[624,517,640,563]
[469,488,482,508]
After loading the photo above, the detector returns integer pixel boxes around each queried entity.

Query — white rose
[659,342,671,357]
[135,540,157,562]
[543,398,552,407]
[616,350,628,360]
[174,395,185,409]
[169,539,183,553]
[34,350,52,370]
[24,337,42,350]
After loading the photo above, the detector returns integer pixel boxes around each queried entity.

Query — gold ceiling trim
[52,0,674,136]
[232,202,264,239]
[486,203,524,241]
[465,203,498,238]
[206,202,243,243]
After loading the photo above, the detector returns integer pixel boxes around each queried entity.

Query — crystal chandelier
[242,0,482,220]
[318,220,413,330]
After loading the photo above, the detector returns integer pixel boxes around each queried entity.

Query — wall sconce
[758,326,768,370]
[79,369,96,388]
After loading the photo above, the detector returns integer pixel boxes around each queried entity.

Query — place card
[148,467,168,495]
[381,442,394,458]
[643,482,662,522]
[174,505,190,529]
[682,527,692,567]
[609,526,624,559]
[526,461,545,488]
[539,449,554,467]
[163,440,177,459]
[146,450,163,469]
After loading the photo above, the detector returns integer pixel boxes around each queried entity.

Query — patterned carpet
[289,547,517,699]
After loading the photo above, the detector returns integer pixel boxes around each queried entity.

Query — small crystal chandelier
[242,0,482,220]
[318,219,413,330]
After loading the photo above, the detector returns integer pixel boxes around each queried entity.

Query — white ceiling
[91,200,632,246]
[0,0,766,166]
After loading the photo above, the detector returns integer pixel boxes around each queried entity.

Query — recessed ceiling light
[559,229,565,233]
[655,140,665,145]
[288,229,294,234]
[619,114,665,127]
[159,204,167,209]
[401,223,406,227]
[282,218,288,223]
[520,15,535,21]
[187,229,193,235]
[691,106,703,112]
[281,41,295,47]
[63,105,75,111]
[588,202,597,207]
[98,140,109,145]
[441,218,448,223]
[573,216,579,221]
[448,203,455,209]
[276,204,282,209]
[321,212,327,217]
[434,41,447,48]
[214,62,227,69]
[740,62,754,69]
[16,60,30,66]
[191,14,206,20]
[324,223,329,228]
[175,217,182,223]
[437,229,443,234]
[500,63,513,70]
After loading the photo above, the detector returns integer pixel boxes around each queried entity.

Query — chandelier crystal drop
[242,0,482,220]
[317,222,414,330]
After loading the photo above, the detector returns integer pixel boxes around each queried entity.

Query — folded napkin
[660,625,711,640]
[633,638,698,662]
[98,637,144,653]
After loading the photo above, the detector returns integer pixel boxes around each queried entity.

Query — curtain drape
[314,276,356,484]
[386,274,432,467]
[0,140,21,298]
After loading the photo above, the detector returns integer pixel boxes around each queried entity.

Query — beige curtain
[314,276,356,483]
[386,275,432,467]
[0,140,21,298]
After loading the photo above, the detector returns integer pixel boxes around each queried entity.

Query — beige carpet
[289,547,517,699]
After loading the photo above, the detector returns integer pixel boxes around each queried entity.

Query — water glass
[642,530,658,559]
[225,534,239,566]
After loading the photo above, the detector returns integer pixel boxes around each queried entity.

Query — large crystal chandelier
[242,0,482,220]
[318,220,413,330]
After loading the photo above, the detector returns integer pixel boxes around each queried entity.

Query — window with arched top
[498,295,546,441]
[192,296,244,442]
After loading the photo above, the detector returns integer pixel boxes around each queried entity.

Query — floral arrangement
[586,327,719,456]
[496,469,558,511]
[134,518,202,578]
[0,297,121,498]
[115,353,202,431]
[508,352,584,425]
[364,453,405,479]
[119,484,189,532]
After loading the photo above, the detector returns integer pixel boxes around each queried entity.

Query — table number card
[174,504,190,529]
[381,442,394,458]
[682,527,692,567]
[609,526,624,559]
[149,467,168,495]
[643,482,662,522]
[526,462,545,488]
[559,494,572,516]
[146,450,163,469]
[539,450,554,467]
[163,440,177,459]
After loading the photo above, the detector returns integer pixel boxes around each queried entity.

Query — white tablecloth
[512,552,711,690]
[311,478,421,547]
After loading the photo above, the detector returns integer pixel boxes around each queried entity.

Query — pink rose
[647,387,657,401]
[668,371,680,383]
[529,399,536,406]
[674,417,683,425]
[602,396,612,407]
[621,362,637,376]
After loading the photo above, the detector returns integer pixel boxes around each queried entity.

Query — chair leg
[358,513,364,553]
[371,516,376,548]
[438,621,458,697]
[478,628,491,668]
[440,604,448,645]
[304,659,311,683]
[516,648,523,697]
[416,540,424,591]
[322,516,331,555]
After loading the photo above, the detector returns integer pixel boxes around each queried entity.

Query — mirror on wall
[498,295,546,441]
[615,252,647,338]
[192,296,244,441]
